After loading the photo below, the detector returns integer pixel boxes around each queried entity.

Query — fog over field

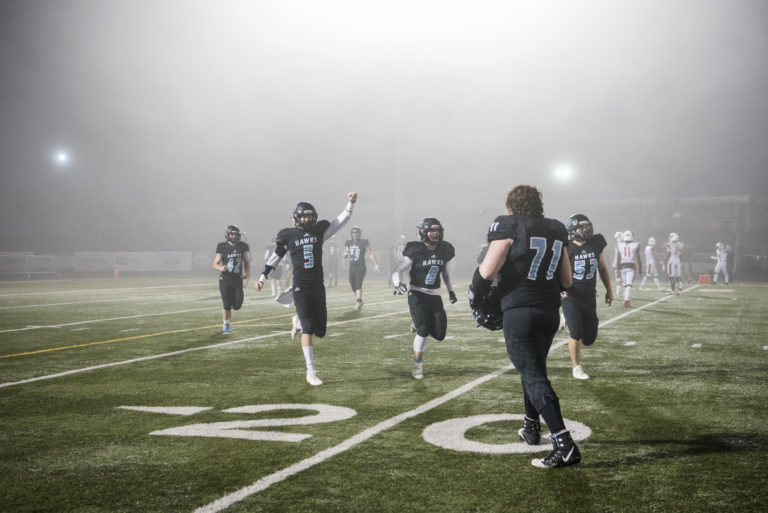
[1,0,767,261]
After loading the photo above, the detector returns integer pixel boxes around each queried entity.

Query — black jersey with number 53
[487,214,568,310]
[275,220,331,285]
[403,240,455,290]
[566,234,607,300]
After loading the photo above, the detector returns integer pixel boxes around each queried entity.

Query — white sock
[302,346,315,372]
[413,335,427,354]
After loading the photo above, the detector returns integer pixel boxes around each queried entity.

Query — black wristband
[261,265,274,278]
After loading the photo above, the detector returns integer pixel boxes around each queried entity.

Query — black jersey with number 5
[486,214,568,310]
[567,234,607,300]
[275,220,331,285]
[403,240,455,290]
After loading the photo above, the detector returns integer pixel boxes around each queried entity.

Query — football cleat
[532,431,581,469]
[223,324,231,334]
[623,300,630,308]
[572,365,590,380]
[518,416,541,445]
[290,315,301,340]
[355,298,364,311]
[306,370,323,386]
[412,361,424,380]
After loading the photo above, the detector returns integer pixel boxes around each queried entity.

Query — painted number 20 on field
[119,403,592,454]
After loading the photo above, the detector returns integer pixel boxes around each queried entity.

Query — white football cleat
[412,361,424,380]
[290,315,301,340]
[306,370,323,386]
[572,365,590,380]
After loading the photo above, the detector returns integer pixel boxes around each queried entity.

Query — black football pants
[503,306,566,434]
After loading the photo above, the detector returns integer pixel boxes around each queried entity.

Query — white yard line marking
[624,341,637,346]
[0,283,212,298]
[194,286,692,513]
[0,310,408,389]
[692,343,702,348]
[0,307,218,334]
[193,364,515,513]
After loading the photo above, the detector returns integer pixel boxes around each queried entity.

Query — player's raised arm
[325,192,358,239]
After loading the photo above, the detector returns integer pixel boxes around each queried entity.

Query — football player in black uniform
[392,218,457,379]
[344,226,379,311]
[256,192,357,386]
[470,185,580,468]
[213,225,251,334]
[562,214,613,380]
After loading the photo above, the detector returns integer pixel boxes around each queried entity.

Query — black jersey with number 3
[567,234,607,300]
[275,220,331,285]
[487,214,568,310]
[403,241,455,290]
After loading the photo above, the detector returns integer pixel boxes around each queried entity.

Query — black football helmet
[350,226,362,241]
[418,218,443,242]
[293,202,318,228]
[225,225,241,243]
[566,214,593,242]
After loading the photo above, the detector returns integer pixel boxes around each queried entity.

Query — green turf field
[1,277,766,513]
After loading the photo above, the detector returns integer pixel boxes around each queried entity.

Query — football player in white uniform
[612,231,623,297]
[665,232,684,295]
[711,242,729,285]
[639,237,664,291]
[616,230,642,307]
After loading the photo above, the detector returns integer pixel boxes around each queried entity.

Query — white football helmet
[614,231,623,242]
[669,232,680,242]
[648,237,656,246]
[623,230,634,242]
[715,242,724,250]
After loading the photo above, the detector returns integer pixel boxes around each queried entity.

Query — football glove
[449,291,457,304]
[394,283,408,295]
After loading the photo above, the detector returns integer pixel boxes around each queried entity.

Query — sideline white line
[0,310,408,389]
[194,286,697,512]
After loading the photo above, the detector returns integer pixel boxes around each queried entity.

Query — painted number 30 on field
[118,404,591,454]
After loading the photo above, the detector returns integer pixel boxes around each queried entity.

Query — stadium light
[552,162,575,183]
[53,150,70,167]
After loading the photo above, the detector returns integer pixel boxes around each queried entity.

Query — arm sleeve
[324,203,354,239]
[442,259,455,293]
[391,256,413,286]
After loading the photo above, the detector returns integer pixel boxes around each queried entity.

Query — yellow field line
[0,298,403,359]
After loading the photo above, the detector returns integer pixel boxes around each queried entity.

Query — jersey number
[573,258,598,280]
[227,257,240,274]
[425,265,439,285]
[303,245,314,269]
[528,237,562,280]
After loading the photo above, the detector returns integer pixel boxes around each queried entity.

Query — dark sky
[1,0,767,253]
